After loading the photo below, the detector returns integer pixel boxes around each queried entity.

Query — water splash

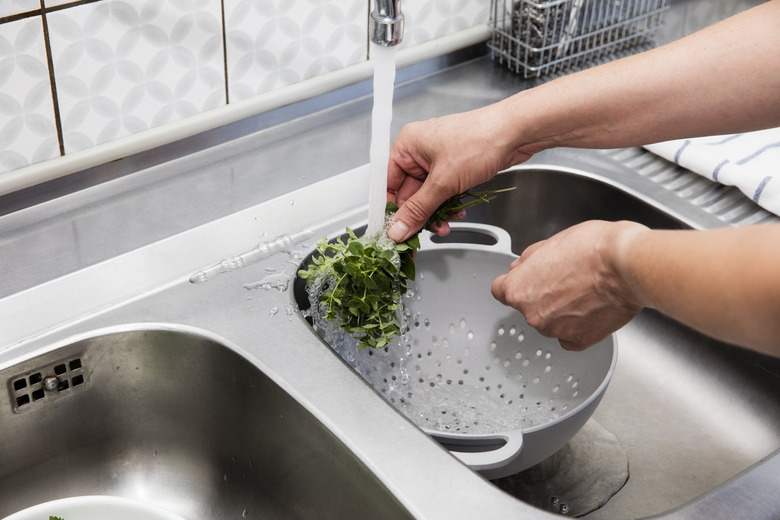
[190,230,312,284]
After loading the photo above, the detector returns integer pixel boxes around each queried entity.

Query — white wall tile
[400,0,491,49]
[0,17,60,174]
[0,1,40,18]
[47,0,226,154]
[225,0,367,102]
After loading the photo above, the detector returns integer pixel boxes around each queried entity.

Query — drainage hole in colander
[509,325,516,335]
[498,326,505,336]
[490,342,497,351]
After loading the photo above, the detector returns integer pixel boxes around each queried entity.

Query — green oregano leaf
[298,179,514,349]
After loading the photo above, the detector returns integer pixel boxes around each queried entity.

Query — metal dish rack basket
[489,0,669,78]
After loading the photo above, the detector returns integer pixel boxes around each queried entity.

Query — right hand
[386,104,532,242]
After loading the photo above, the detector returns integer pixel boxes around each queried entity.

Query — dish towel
[644,127,780,217]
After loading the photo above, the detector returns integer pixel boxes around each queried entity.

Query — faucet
[370,0,404,47]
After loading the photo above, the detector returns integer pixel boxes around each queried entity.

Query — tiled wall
[0,0,490,178]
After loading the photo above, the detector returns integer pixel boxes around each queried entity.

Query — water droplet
[269,307,279,317]
[242,508,249,517]
[224,473,229,481]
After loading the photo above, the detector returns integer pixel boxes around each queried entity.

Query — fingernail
[388,220,409,242]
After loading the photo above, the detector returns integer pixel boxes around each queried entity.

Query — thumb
[387,183,448,242]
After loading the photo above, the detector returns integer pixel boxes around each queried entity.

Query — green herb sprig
[299,179,515,349]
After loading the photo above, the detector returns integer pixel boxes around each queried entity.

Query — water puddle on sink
[366,44,397,238]
[492,419,629,517]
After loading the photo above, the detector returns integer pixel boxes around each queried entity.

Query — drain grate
[8,356,86,412]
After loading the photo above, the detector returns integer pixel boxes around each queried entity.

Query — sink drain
[8,356,86,413]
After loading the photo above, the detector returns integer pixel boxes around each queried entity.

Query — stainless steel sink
[296,165,780,519]
[0,326,414,519]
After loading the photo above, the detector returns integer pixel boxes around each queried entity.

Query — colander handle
[428,430,524,475]
[418,223,515,256]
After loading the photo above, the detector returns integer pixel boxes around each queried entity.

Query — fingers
[387,180,450,242]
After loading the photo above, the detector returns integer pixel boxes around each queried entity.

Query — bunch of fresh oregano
[298,180,515,349]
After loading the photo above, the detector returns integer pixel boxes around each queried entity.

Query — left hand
[490,220,648,350]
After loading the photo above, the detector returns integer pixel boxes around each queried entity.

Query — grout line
[366,0,371,60]
[39,0,65,157]
[0,9,41,25]
[220,0,230,105]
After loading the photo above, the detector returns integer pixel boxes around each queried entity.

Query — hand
[490,220,649,350]
[386,104,533,242]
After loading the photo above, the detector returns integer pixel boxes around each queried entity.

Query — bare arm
[491,221,780,356]
[387,0,780,241]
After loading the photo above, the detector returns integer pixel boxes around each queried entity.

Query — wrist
[608,221,654,310]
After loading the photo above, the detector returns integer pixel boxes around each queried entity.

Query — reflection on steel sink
[0,326,414,520]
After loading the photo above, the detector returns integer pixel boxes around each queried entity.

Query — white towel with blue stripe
[644,127,780,216]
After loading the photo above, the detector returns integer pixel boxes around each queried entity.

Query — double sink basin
[1,150,779,519]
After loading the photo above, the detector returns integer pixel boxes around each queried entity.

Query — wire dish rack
[489,0,669,78]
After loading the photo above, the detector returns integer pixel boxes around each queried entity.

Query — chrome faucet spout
[370,0,404,47]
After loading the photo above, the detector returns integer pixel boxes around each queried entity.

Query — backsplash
[0,0,490,178]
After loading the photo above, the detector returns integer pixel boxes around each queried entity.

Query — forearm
[496,0,780,154]
[619,223,780,355]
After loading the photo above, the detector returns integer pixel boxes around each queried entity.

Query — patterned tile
[0,17,60,174]
[400,0,491,48]
[224,0,367,102]
[47,0,225,153]
[0,1,40,18]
